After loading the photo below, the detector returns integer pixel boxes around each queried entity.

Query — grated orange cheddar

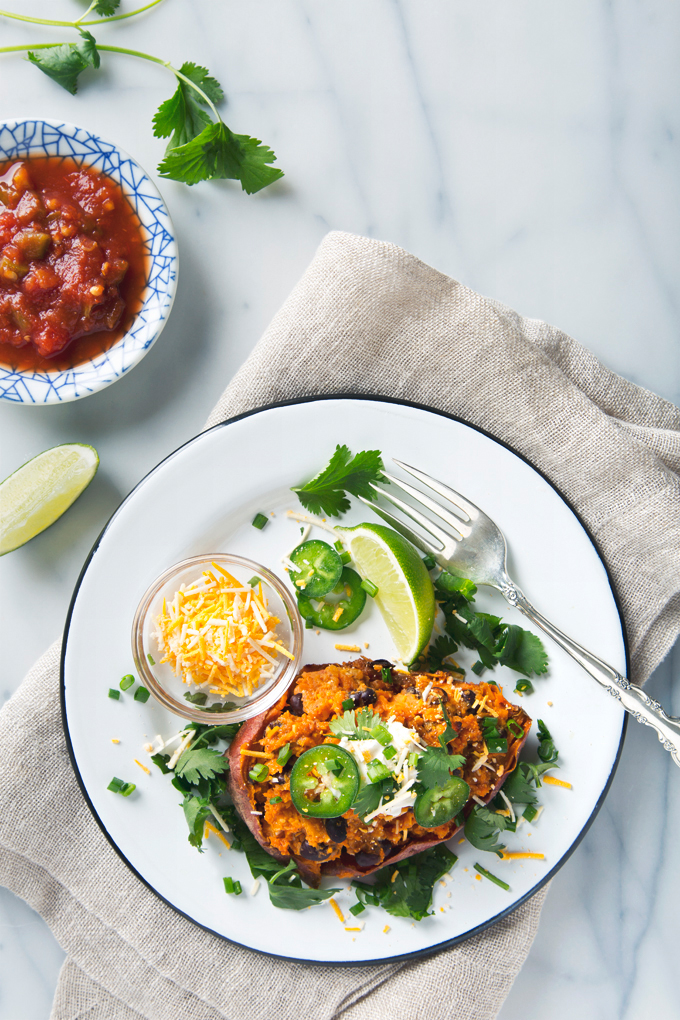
[155,563,291,699]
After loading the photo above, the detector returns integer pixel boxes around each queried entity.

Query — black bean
[298,840,334,861]
[349,688,377,708]
[354,850,382,868]
[371,659,393,670]
[325,817,348,843]
[288,692,304,716]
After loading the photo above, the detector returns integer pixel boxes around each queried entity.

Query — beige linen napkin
[1,231,679,1020]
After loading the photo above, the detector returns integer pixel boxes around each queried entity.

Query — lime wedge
[0,443,99,555]
[337,522,435,663]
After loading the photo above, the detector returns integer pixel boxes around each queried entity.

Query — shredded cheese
[134,759,151,775]
[500,852,545,860]
[543,775,572,789]
[334,643,361,652]
[203,821,231,849]
[329,897,345,923]
[154,564,291,699]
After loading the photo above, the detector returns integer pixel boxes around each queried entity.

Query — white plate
[61,397,627,964]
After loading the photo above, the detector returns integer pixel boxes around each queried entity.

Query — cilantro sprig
[421,569,549,679]
[352,844,457,921]
[0,2,283,192]
[292,445,386,518]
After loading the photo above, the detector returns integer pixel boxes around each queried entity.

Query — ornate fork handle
[502,581,680,767]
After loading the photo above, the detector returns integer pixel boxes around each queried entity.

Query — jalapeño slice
[289,540,343,597]
[297,567,367,631]
[290,744,360,818]
[413,775,470,828]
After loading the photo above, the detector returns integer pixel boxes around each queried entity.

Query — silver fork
[360,459,680,767]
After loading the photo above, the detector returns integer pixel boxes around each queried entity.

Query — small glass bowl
[131,554,303,724]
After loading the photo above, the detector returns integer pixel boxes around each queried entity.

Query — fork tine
[357,496,442,555]
[382,470,473,538]
[369,482,462,549]
[392,460,480,521]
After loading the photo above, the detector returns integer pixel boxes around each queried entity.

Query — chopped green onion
[471,661,485,676]
[372,724,392,746]
[107,777,135,797]
[249,763,269,782]
[341,698,354,711]
[507,719,525,739]
[120,674,135,691]
[276,743,292,767]
[248,576,261,587]
[270,795,283,804]
[523,804,539,822]
[381,666,392,684]
[252,513,269,530]
[514,678,534,695]
[184,690,208,705]
[486,679,498,687]
[134,686,150,703]
[474,863,510,890]
[305,617,314,629]
[223,876,242,895]
[349,901,365,916]
[366,758,392,783]
[422,552,436,570]
[147,653,155,665]
[382,744,397,760]
[108,688,120,700]
[360,577,379,597]
[334,540,344,552]
[481,717,508,754]
[340,551,351,564]
[408,751,419,769]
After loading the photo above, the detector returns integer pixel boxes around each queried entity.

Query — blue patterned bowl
[0,118,178,404]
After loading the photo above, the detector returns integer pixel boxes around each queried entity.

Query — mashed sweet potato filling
[238,659,530,878]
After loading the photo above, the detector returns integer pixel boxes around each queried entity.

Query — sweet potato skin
[228,661,531,887]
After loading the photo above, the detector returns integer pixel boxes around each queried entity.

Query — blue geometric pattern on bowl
[0,119,178,404]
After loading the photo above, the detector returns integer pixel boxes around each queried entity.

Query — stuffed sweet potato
[228,658,531,886]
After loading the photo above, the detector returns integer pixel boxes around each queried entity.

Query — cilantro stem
[0,39,221,121]
[0,0,165,29]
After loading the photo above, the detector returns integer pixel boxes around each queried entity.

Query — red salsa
[0,158,147,370]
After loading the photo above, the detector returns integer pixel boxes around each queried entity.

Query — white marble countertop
[1,2,678,1018]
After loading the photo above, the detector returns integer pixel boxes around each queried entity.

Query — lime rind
[0,443,99,555]
[338,522,435,663]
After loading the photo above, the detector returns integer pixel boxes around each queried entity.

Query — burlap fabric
[1,232,679,1020]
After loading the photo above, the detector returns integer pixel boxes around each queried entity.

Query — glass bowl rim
[131,553,303,724]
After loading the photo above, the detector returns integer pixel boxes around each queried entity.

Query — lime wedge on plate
[337,522,435,663]
[0,443,99,555]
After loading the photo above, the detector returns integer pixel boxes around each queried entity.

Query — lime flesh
[337,522,435,664]
[0,443,99,555]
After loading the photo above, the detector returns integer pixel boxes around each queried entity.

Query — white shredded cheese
[498,789,516,823]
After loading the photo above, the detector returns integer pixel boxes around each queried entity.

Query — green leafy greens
[292,445,386,518]
[28,30,99,94]
[2,4,283,191]
[352,844,457,921]
[416,747,466,790]
[174,746,229,784]
[422,570,549,679]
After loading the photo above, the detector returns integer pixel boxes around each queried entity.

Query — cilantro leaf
[423,634,459,673]
[27,31,99,95]
[464,804,509,856]
[496,625,549,677]
[153,62,224,151]
[329,706,380,740]
[267,861,340,910]
[157,120,283,192]
[353,844,457,921]
[501,761,553,805]
[351,777,396,820]
[292,445,386,518]
[416,747,466,789]
[182,794,211,850]
[92,0,120,14]
[174,746,228,784]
